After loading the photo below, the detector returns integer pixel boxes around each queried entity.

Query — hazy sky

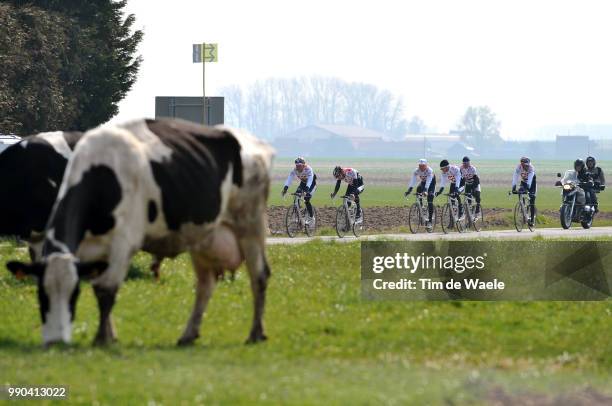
[114,0,612,139]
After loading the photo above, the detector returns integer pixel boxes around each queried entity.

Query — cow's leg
[93,284,119,346]
[177,255,216,346]
[150,257,161,281]
[242,239,271,344]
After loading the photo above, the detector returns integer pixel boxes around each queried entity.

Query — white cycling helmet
[418,158,428,165]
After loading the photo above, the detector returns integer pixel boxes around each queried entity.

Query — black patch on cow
[62,131,84,150]
[148,200,157,223]
[145,119,243,230]
[0,136,70,237]
[69,283,81,322]
[48,165,122,253]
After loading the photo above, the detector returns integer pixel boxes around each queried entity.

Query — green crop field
[1,240,610,404]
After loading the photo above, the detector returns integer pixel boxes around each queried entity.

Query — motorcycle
[555,170,595,229]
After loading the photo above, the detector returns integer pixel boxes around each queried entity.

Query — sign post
[192,43,218,125]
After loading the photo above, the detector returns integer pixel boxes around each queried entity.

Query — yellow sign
[203,43,218,62]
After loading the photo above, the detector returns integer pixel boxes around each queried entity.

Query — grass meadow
[1,240,610,404]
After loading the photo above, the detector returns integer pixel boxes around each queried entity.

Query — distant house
[274,125,389,157]
[403,133,477,159]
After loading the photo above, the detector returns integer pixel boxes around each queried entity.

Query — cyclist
[574,158,595,212]
[281,157,317,222]
[405,158,436,227]
[436,159,463,219]
[586,156,605,213]
[330,166,364,222]
[459,156,481,216]
[512,156,536,227]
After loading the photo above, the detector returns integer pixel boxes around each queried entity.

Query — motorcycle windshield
[562,170,578,183]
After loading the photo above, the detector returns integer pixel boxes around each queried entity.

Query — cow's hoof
[245,333,268,345]
[177,333,199,346]
[93,336,116,346]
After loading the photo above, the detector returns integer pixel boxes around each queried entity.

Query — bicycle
[439,192,465,234]
[463,193,484,232]
[407,192,436,233]
[334,195,364,238]
[284,192,317,237]
[509,189,535,232]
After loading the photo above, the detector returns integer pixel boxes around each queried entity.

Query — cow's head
[7,254,108,346]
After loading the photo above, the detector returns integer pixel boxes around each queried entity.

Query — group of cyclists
[281,154,605,230]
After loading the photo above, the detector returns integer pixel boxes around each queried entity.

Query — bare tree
[458,106,502,148]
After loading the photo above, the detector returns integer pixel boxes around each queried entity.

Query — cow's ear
[77,261,109,280]
[7,261,44,280]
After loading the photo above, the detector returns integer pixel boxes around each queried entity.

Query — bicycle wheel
[514,201,525,232]
[285,205,300,237]
[304,206,317,237]
[408,203,421,234]
[441,203,453,234]
[335,206,349,238]
[353,209,364,237]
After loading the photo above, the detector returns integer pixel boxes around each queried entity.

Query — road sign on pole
[192,43,218,124]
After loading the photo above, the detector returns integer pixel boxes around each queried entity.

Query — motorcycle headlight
[563,184,572,190]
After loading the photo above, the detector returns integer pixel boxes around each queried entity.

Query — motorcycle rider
[459,156,481,216]
[586,156,605,213]
[574,158,595,212]
[405,158,436,227]
[435,159,463,219]
[512,157,536,227]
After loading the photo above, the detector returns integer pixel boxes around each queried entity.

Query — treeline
[220,77,411,140]
[0,0,142,135]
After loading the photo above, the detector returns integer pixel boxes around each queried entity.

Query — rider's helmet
[439,159,450,172]
[520,156,530,168]
[462,156,470,168]
[574,158,585,172]
[418,158,428,171]
[333,165,343,179]
[294,156,306,170]
[586,156,596,169]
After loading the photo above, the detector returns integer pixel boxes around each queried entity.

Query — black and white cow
[0,131,83,259]
[7,118,274,346]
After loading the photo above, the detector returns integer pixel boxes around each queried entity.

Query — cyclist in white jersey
[331,166,364,221]
[404,158,436,225]
[436,159,464,218]
[282,157,317,221]
[511,156,537,226]
[459,156,482,215]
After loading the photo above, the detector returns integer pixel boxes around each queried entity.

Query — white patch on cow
[42,253,79,344]
[20,140,28,148]
[37,131,71,159]
[47,177,58,188]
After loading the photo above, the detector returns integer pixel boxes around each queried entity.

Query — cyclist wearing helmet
[282,157,317,221]
[512,157,536,226]
[436,159,464,218]
[574,158,595,210]
[459,156,481,215]
[331,166,364,221]
[586,156,605,213]
[405,159,436,225]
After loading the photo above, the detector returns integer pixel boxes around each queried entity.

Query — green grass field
[1,241,610,404]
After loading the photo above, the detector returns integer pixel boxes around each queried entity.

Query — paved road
[268,226,612,245]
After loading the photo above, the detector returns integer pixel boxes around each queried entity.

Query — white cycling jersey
[409,166,434,189]
[440,165,462,188]
[512,163,535,188]
[341,168,359,184]
[460,164,481,191]
[285,165,315,188]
